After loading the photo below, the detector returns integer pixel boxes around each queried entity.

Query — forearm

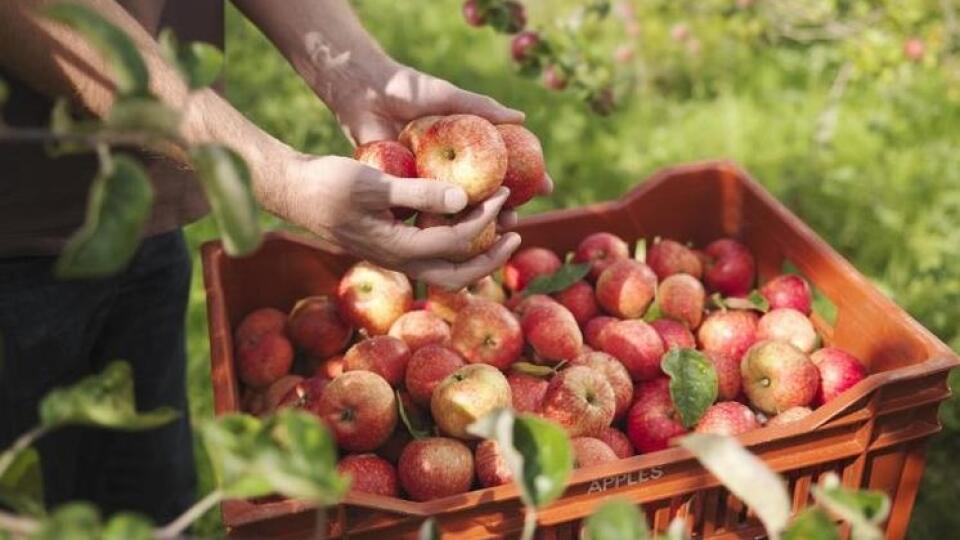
[0,0,298,216]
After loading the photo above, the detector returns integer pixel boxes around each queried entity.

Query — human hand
[278,154,522,289]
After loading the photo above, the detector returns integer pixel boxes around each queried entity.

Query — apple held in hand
[503,247,562,292]
[811,347,867,405]
[757,308,819,353]
[388,309,451,352]
[450,299,523,369]
[646,239,703,280]
[703,239,756,297]
[600,320,665,382]
[405,344,466,407]
[568,351,634,421]
[354,140,418,220]
[399,437,475,501]
[760,274,813,315]
[627,377,687,453]
[415,209,497,262]
[337,261,413,336]
[337,454,399,497]
[496,124,545,208]
[571,437,618,469]
[287,295,353,360]
[574,232,630,281]
[317,371,398,452]
[343,335,411,387]
[694,401,759,436]
[431,364,512,439]
[416,114,507,205]
[539,365,616,437]
[741,340,820,415]
[398,115,442,154]
[595,259,658,319]
[697,309,759,361]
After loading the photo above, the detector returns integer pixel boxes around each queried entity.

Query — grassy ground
[185,2,960,536]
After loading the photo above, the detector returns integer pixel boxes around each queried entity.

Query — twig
[0,509,40,537]
[154,489,223,540]
[814,62,853,147]
[519,508,538,540]
[313,507,327,540]
[0,126,189,163]
[0,425,49,478]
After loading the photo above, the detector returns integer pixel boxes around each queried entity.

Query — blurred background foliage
[183,0,959,536]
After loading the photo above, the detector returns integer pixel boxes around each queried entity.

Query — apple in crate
[657,273,705,329]
[571,437,618,469]
[600,320,665,382]
[596,426,634,459]
[496,123,545,208]
[697,309,758,360]
[507,371,549,413]
[398,115,441,154]
[811,347,867,405]
[425,284,472,323]
[276,375,328,415]
[262,374,303,413]
[627,377,687,453]
[235,308,294,389]
[519,297,583,362]
[741,340,820,415]
[415,209,496,262]
[337,261,412,335]
[703,238,755,297]
[353,140,418,220]
[398,437,475,501]
[503,247,562,292]
[388,310,450,352]
[704,350,741,401]
[475,439,513,488]
[469,275,506,304]
[767,406,813,427]
[760,274,813,315]
[553,280,599,326]
[450,299,523,369]
[539,365,616,437]
[431,364,512,439]
[567,351,633,421]
[646,238,703,280]
[584,316,617,350]
[650,319,696,351]
[317,371,397,452]
[337,454,399,497]
[694,401,759,436]
[343,335,411,388]
[416,114,507,205]
[757,308,819,353]
[287,296,353,360]
[595,259,658,319]
[405,344,466,407]
[574,232,630,281]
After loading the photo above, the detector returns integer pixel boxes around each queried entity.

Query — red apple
[425,285,472,323]
[704,350,741,401]
[697,309,759,360]
[600,320,665,382]
[242,387,266,416]
[646,239,703,280]
[502,0,527,33]
[694,401,759,435]
[568,351,634,421]
[337,454,399,497]
[657,273,705,329]
[398,115,442,154]
[354,140,418,219]
[475,439,513,488]
[496,124,545,208]
[650,319,696,350]
[337,261,413,336]
[511,31,540,63]
[760,274,812,315]
[313,355,344,380]
[757,308,819,353]
[595,259,658,319]
[317,371,397,452]
[543,64,568,90]
[519,299,583,362]
[626,378,687,453]
[811,347,867,405]
[405,344,466,406]
[584,316,618,350]
[431,364,512,439]
[766,406,813,427]
[343,335,411,387]
[741,340,820,415]
[287,296,353,360]
[416,209,497,262]
[450,299,523,369]
[596,426,634,459]
[235,308,287,344]
[507,370,550,413]
[461,0,485,27]
[388,310,451,352]
[904,37,925,61]
[703,239,756,297]
[398,437,474,501]
[571,437,619,469]
[416,114,507,205]
[469,276,506,304]
[574,232,630,281]
[539,365,616,437]
[277,375,328,415]
[263,374,304,412]
[554,281,600,326]
[236,331,294,389]
[503,247,562,292]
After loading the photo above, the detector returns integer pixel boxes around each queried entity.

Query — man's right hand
[280,155,522,290]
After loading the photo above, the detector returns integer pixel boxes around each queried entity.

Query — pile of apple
[233,234,868,503]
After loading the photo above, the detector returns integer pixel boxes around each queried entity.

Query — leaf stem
[154,489,223,539]
[0,509,40,536]
[520,508,538,540]
[0,425,49,478]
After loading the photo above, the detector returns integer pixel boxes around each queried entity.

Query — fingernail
[444,189,467,210]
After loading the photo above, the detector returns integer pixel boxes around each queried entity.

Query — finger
[402,233,522,290]
[538,173,555,196]
[388,188,510,259]
[433,81,525,124]
[498,209,519,231]
[344,112,399,147]
[384,177,469,214]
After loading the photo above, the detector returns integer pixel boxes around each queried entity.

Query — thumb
[385,177,469,214]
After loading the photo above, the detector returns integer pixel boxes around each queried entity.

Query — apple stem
[0,425,49,478]
[520,508,538,540]
[154,488,224,539]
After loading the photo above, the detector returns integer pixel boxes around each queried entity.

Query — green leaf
[44,3,149,96]
[39,361,178,430]
[812,288,838,326]
[105,97,182,140]
[45,98,91,156]
[661,348,717,428]
[720,290,770,312]
[398,391,432,440]
[199,414,273,498]
[468,409,573,509]
[583,498,650,540]
[189,144,263,256]
[55,153,154,279]
[811,473,889,540]
[634,238,647,262]
[510,361,558,378]
[523,262,591,296]
[418,517,441,540]
[0,448,45,517]
[158,28,224,89]
[102,512,154,540]
[680,434,791,539]
[31,502,102,540]
[783,507,840,540]
[643,299,663,323]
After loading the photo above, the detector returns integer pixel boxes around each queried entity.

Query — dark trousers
[0,229,196,524]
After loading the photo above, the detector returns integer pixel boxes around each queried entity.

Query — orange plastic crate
[202,161,958,539]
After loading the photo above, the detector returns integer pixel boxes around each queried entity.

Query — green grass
[184,2,960,536]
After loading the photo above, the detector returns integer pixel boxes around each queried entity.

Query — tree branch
[154,489,223,540]
[0,425,49,478]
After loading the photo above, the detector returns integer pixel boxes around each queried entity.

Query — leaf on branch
[811,473,889,540]
[106,97,182,141]
[198,414,273,499]
[0,448,45,518]
[680,434,791,539]
[189,144,263,257]
[44,3,150,97]
[101,512,153,540]
[55,153,153,279]
[523,262,591,296]
[661,348,717,428]
[31,502,102,540]
[783,507,840,540]
[158,28,224,89]
[583,498,650,540]
[39,361,178,430]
